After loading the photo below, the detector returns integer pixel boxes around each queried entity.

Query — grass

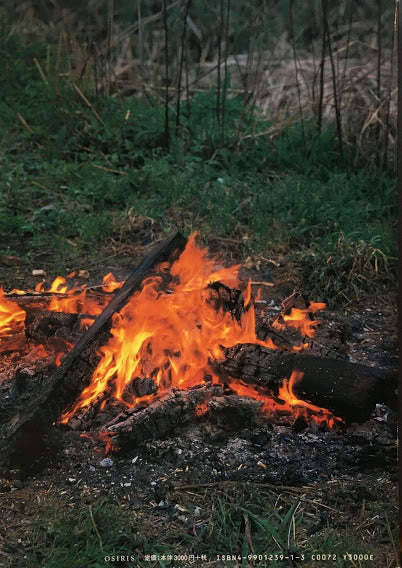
[0,30,396,304]
[3,479,398,567]
[0,3,396,304]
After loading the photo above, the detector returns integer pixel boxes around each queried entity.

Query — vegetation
[8,480,398,568]
[0,11,396,303]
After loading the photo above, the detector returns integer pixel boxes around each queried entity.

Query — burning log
[0,231,187,468]
[105,384,225,449]
[211,344,396,422]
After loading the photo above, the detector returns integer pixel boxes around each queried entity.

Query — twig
[89,504,104,553]
[33,57,48,85]
[16,113,34,134]
[173,481,309,492]
[250,281,274,287]
[72,82,105,126]
[92,164,128,175]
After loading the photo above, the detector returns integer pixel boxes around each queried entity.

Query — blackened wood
[106,384,225,448]
[212,344,397,422]
[0,231,187,467]
[24,308,79,341]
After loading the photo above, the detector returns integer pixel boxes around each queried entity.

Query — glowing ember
[0,272,123,362]
[61,234,337,427]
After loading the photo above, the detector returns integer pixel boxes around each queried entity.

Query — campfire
[0,232,396,468]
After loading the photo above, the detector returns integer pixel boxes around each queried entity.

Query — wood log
[211,344,397,422]
[0,231,187,468]
[104,388,265,449]
[105,384,225,448]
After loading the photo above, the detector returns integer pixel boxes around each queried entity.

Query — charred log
[212,344,397,422]
[24,308,81,341]
[105,384,225,449]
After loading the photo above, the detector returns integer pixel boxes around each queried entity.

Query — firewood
[105,388,266,450]
[0,231,187,468]
[211,344,397,422]
[105,384,224,447]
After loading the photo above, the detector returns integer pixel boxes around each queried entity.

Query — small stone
[78,270,90,279]
[32,269,46,277]
[132,456,139,464]
[100,458,114,468]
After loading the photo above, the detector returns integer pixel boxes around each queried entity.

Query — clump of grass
[10,496,145,568]
[4,480,398,567]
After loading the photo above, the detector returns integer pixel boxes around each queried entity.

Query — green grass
[0,27,396,303]
[5,480,398,568]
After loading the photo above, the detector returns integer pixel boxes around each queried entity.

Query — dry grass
[1,0,396,161]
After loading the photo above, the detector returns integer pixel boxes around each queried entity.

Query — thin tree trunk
[162,0,170,151]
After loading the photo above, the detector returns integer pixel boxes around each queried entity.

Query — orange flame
[0,288,26,339]
[61,235,329,425]
[277,370,341,428]
[0,273,123,364]
[272,303,326,338]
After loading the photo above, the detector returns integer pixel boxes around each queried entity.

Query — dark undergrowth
[0,27,396,305]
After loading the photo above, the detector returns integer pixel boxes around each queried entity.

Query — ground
[0,240,398,568]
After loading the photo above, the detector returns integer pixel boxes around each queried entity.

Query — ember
[53,233,337,428]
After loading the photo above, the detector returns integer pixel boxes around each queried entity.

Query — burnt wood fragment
[105,384,225,448]
[0,231,187,468]
[24,308,79,341]
[211,344,397,422]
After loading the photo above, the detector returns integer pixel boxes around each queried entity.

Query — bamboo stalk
[317,5,326,134]
[383,2,397,166]
[376,0,382,165]
[221,0,231,138]
[216,0,224,125]
[176,0,192,130]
